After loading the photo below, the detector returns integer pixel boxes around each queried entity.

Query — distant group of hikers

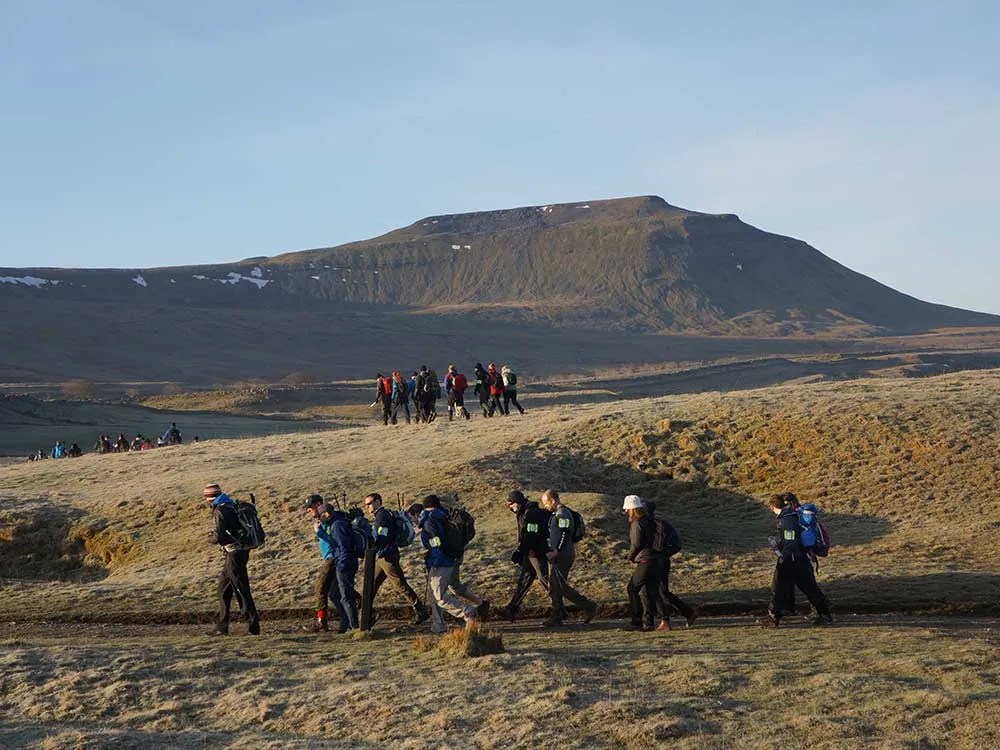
[373,362,525,425]
[203,481,835,636]
[27,423,189,462]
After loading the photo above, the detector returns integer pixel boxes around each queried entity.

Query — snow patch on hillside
[190,272,271,289]
[0,276,61,287]
[132,274,147,288]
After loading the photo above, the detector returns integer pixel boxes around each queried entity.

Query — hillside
[1,195,997,384]
[2,368,999,622]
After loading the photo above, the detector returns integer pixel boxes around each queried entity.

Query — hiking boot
[303,620,329,633]
[476,600,491,621]
[541,618,564,628]
[812,613,834,627]
[684,611,697,629]
[495,605,516,622]
[207,626,228,637]
[581,603,597,624]
[767,611,781,628]
[656,620,672,632]
[248,621,261,635]
[412,604,430,625]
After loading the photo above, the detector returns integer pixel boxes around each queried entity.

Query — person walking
[539,489,597,627]
[445,365,471,421]
[204,483,260,636]
[364,493,430,624]
[390,371,411,425]
[622,495,666,632]
[646,501,696,628]
[373,373,392,425]
[767,493,833,627]
[501,366,525,415]
[473,362,492,417]
[487,363,506,416]
[417,494,479,633]
[495,490,552,621]
[304,494,359,633]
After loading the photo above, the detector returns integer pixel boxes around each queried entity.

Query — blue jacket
[316,510,357,572]
[419,507,454,569]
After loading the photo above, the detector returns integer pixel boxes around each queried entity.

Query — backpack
[349,524,367,558]
[797,503,830,557]
[505,371,517,387]
[651,518,682,556]
[442,506,476,559]
[231,498,266,551]
[452,373,468,394]
[569,508,585,543]
[379,377,392,397]
[427,370,441,398]
[393,509,415,547]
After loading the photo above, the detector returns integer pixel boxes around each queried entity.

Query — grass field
[3,369,1000,747]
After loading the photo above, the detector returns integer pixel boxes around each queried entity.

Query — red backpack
[452,373,468,394]
[379,377,392,396]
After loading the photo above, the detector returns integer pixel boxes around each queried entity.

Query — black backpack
[227,496,266,551]
[442,506,476,558]
[506,371,517,387]
[651,518,682,556]
[568,508,585,543]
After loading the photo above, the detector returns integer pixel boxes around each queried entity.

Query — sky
[1,0,997,313]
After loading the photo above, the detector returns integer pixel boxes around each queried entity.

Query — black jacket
[211,500,240,547]
[372,505,399,559]
[516,501,552,557]
[628,515,656,563]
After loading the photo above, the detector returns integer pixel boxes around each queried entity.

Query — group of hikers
[373,362,525,425]
[203,480,835,636]
[26,423,187,461]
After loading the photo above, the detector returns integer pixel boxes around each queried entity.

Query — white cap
[622,494,644,510]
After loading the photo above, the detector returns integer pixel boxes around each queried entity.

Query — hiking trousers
[217,550,259,631]
[505,551,550,613]
[448,558,483,605]
[627,556,667,627]
[315,560,359,630]
[427,566,476,633]
[770,556,830,618]
[488,393,507,416]
[549,552,595,622]
[372,554,422,607]
[503,390,525,414]
[659,557,695,623]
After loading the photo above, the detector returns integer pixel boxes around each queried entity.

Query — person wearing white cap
[622,494,668,632]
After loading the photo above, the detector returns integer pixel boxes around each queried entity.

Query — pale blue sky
[2,1,997,313]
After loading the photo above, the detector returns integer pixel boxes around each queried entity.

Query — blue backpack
[797,504,830,557]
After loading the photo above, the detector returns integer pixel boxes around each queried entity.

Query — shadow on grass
[0,500,109,582]
[471,446,892,555]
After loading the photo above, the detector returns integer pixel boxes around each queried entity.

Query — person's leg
[794,558,832,622]
[429,566,476,625]
[661,558,695,624]
[216,558,235,633]
[553,555,596,615]
[503,562,536,615]
[231,551,259,632]
[448,559,484,605]
[382,557,421,606]
[769,560,794,624]
[510,390,524,414]
[336,567,359,630]
[626,570,643,627]
[313,559,337,628]
[426,569,446,633]
[371,563,387,600]
[503,392,512,415]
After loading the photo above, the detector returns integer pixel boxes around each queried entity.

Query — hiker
[622,495,667,632]
[416,494,479,633]
[373,373,392,425]
[416,365,438,422]
[487,363,506,416]
[390,371,411,425]
[646,501,696,628]
[364,493,430,625]
[501,365,525,415]
[114,433,129,452]
[409,501,488,617]
[408,372,422,422]
[473,362,491,417]
[496,490,552,621]
[51,440,66,459]
[445,365,471,421]
[162,422,182,445]
[94,434,112,454]
[67,442,83,457]
[539,489,597,627]
[304,494,358,633]
[767,493,833,627]
[204,483,260,636]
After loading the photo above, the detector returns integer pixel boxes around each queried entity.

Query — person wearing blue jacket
[417,495,478,634]
[304,494,359,633]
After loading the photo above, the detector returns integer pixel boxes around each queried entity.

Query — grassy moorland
[2,370,1000,748]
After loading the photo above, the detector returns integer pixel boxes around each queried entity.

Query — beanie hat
[622,494,644,510]
[303,493,324,509]
[203,483,222,499]
[507,490,527,505]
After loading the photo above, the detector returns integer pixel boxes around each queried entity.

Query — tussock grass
[413,622,505,658]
